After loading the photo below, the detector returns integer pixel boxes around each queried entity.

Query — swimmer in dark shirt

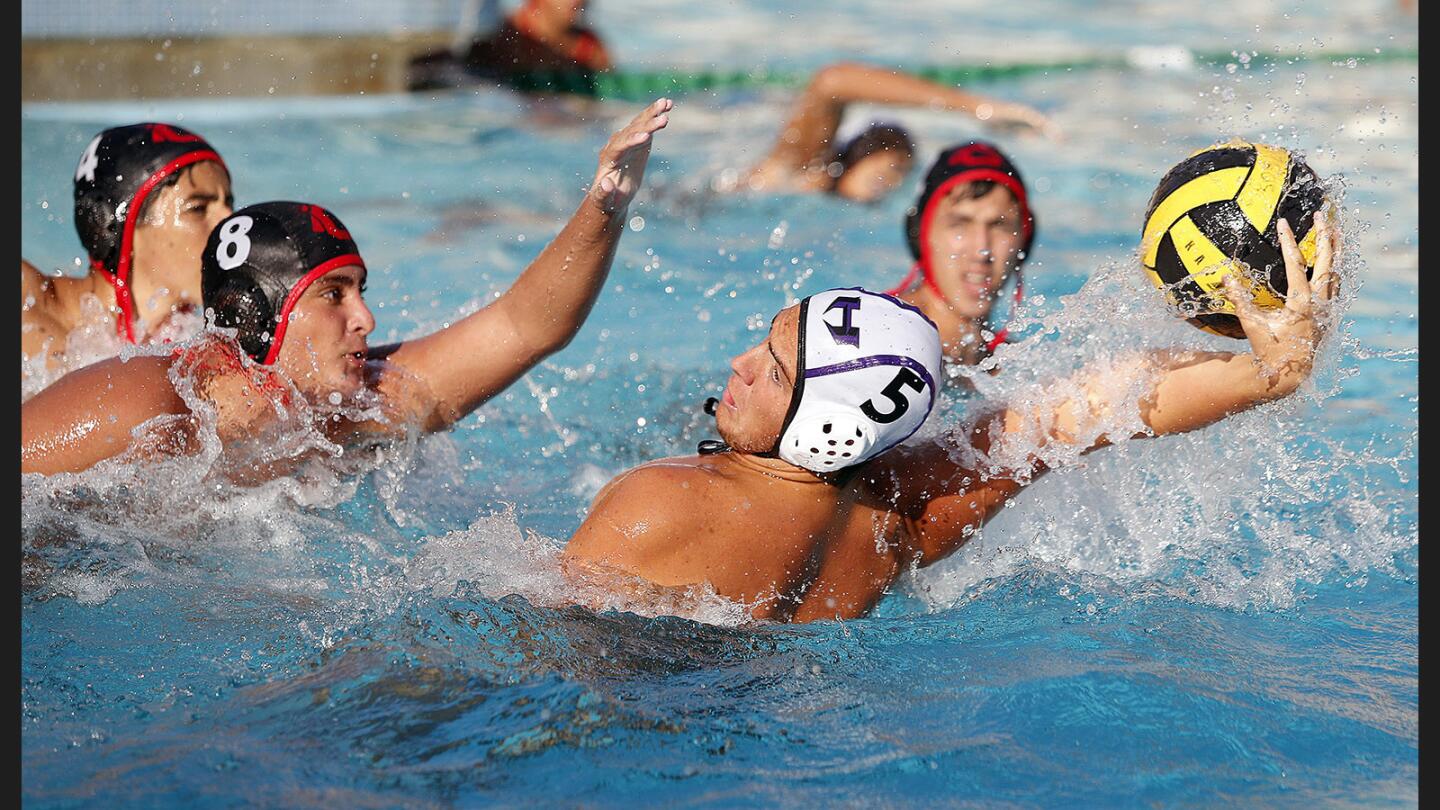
[409,0,611,95]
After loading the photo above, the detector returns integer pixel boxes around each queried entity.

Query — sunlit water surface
[22,1,1415,804]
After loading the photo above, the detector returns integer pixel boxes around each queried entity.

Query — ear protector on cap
[780,413,879,472]
[773,288,943,473]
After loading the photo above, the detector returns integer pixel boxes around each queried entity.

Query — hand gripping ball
[1140,140,1331,338]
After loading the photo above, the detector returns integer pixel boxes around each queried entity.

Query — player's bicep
[20,362,188,474]
[369,302,527,428]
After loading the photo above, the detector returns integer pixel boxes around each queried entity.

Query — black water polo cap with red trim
[72,122,229,342]
[903,140,1036,272]
[201,201,366,365]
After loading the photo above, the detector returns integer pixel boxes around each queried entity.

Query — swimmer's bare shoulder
[21,354,191,475]
[563,454,733,582]
[20,259,50,303]
[20,260,68,365]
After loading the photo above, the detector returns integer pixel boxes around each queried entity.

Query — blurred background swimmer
[21,99,670,481]
[21,123,233,397]
[408,0,611,95]
[737,61,1057,203]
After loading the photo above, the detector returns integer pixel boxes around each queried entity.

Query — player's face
[131,161,233,319]
[716,306,800,453]
[835,149,913,203]
[923,184,1025,320]
[273,265,375,401]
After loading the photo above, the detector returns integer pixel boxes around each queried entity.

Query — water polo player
[562,212,1338,622]
[21,99,671,478]
[741,62,1056,203]
[888,141,1036,366]
[22,123,234,389]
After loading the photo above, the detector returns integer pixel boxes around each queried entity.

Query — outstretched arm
[373,98,672,432]
[882,214,1340,567]
[1008,216,1339,452]
[749,61,1056,185]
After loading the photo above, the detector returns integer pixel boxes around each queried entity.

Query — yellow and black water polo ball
[1140,140,1331,338]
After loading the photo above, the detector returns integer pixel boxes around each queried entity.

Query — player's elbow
[533,325,578,358]
[811,61,866,97]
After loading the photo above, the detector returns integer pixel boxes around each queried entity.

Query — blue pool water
[22,1,1416,804]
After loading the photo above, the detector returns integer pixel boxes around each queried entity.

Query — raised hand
[590,98,673,214]
[1224,212,1341,390]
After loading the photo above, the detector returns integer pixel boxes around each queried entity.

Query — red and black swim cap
[902,140,1036,268]
[890,141,1036,352]
[201,201,366,365]
[72,123,229,343]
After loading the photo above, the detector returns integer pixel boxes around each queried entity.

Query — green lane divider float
[502,46,1417,100]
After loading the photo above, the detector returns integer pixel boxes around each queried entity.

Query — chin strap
[983,269,1023,353]
[695,397,850,485]
[697,397,732,455]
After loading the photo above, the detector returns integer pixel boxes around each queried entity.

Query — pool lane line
[505,46,1418,100]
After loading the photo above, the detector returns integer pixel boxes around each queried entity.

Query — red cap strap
[88,257,131,342]
[884,261,924,297]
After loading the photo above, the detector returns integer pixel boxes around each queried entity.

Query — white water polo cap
[776,288,942,472]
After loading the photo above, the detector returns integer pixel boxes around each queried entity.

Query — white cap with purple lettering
[776,287,942,473]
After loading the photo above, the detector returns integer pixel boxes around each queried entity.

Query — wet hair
[947,178,999,201]
[133,163,212,224]
[828,124,915,187]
